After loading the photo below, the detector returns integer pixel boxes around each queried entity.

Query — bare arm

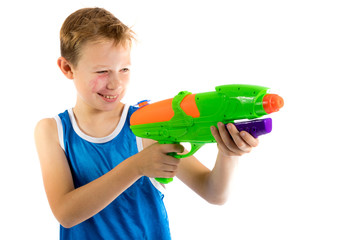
[177,122,259,205]
[35,118,182,228]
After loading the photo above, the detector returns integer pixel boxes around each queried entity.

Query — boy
[34,7,259,239]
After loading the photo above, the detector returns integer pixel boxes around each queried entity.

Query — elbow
[56,215,78,229]
[53,209,80,229]
[50,196,93,228]
[59,220,77,229]
[206,195,228,206]
[50,196,85,228]
[202,179,230,205]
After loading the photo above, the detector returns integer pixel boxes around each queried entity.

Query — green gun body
[130,84,283,183]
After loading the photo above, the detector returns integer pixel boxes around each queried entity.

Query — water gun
[130,84,284,184]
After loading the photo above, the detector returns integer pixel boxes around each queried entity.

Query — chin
[100,102,123,112]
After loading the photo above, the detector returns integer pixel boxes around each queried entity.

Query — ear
[57,57,75,79]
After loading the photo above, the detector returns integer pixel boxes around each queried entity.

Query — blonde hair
[60,7,135,67]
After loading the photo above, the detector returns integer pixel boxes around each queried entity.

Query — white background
[1,0,359,239]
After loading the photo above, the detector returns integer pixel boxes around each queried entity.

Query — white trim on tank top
[67,104,130,144]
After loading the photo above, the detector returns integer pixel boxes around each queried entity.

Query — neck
[72,98,125,138]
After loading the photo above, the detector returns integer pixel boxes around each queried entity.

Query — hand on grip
[136,143,183,184]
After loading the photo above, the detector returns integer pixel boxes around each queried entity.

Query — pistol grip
[156,143,205,184]
[155,177,174,184]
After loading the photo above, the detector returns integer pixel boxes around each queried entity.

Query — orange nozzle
[262,94,284,114]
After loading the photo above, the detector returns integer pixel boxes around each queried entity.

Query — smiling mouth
[98,93,118,99]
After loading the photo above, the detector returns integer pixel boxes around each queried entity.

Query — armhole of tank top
[136,136,166,195]
[54,115,65,151]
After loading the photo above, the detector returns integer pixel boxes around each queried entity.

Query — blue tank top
[54,104,171,240]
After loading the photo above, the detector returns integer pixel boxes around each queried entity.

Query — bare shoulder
[35,118,57,138]
[34,118,62,163]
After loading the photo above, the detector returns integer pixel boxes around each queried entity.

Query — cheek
[122,74,131,86]
[89,75,108,92]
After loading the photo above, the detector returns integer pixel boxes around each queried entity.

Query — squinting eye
[96,70,108,74]
[121,68,130,73]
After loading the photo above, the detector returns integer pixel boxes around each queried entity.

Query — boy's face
[71,40,131,111]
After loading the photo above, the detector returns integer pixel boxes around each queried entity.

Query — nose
[106,74,121,90]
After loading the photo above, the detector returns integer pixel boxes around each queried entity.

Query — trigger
[173,143,205,159]
[189,143,205,156]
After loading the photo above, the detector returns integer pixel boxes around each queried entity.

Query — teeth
[104,95,116,99]
[99,93,117,99]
